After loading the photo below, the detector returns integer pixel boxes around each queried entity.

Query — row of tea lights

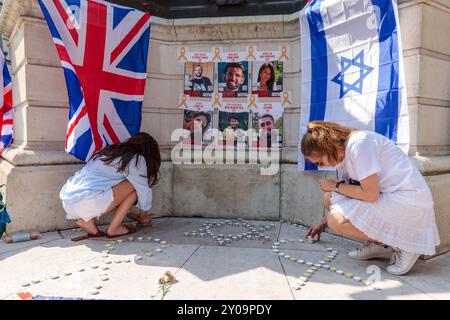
[183,218,276,245]
[20,236,171,296]
[273,242,370,289]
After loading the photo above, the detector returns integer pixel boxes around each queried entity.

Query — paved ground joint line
[278,255,296,300]
[276,223,282,242]
[175,244,202,275]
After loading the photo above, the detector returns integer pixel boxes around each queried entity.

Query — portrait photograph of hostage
[184,62,214,97]
[252,112,283,148]
[251,61,283,97]
[218,62,249,98]
[219,112,249,146]
[183,110,213,145]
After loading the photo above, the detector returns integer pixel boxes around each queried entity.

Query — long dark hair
[257,62,275,92]
[93,132,161,186]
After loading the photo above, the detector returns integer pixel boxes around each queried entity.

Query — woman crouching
[302,121,440,275]
[60,132,161,240]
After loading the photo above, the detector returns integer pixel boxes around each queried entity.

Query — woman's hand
[127,209,152,226]
[319,179,336,192]
[306,223,327,242]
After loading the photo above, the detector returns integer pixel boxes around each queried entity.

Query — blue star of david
[331,50,374,98]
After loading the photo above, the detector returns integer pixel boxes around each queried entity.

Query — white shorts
[63,188,114,222]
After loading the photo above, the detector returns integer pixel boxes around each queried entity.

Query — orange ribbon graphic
[212,47,222,62]
[211,93,222,109]
[177,47,188,62]
[278,46,289,61]
[178,95,189,108]
[246,46,257,61]
[281,92,292,107]
[247,95,258,110]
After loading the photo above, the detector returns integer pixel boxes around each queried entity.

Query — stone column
[0,0,79,232]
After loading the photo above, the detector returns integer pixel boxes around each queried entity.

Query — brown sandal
[71,230,106,242]
[106,226,137,239]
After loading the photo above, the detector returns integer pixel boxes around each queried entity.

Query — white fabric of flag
[298,0,408,170]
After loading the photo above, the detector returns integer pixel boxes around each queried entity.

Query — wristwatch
[335,181,342,193]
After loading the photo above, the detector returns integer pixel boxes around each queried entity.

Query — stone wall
[0,0,449,256]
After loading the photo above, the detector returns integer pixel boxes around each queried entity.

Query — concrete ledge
[0,161,82,233]
[151,161,174,217]
[2,145,82,166]
[1,144,175,166]
[173,164,280,220]
[413,155,450,175]
[280,164,329,226]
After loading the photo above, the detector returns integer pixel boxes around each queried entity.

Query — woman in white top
[60,132,161,241]
[302,121,440,275]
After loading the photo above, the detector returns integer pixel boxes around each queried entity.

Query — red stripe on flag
[54,0,79,45]
[110,13,150,64]
[55,44,72,65]
[66,106,87,144]
[3,90,12,111]
[103,114,120,145]
[0,103,4,136]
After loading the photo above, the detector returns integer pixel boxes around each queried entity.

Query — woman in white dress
[60,133,160,241]
[302,121,440,275]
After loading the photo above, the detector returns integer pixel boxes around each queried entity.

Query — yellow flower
[165,271,175,283]
[158,277,166,285]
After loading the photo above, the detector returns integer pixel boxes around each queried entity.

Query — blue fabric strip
[37,1,63,41]
[305,0,328,170]
[372,0,400,142]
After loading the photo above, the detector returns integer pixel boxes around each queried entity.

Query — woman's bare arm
[339,173,379,202]
[320,173,380,202]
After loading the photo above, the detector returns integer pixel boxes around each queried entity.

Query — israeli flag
[298,0,409,170]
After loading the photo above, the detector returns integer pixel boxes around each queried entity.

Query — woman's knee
[129,190,137,200]
[112,179,136,199]
[325,210,347,233]
[323,192,331,209]
[122,190,137,205]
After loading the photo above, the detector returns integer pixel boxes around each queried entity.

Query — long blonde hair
[301,121,354,163]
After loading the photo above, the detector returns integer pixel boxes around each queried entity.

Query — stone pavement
[1,217,449,300]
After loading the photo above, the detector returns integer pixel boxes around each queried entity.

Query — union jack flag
[38,0,151,161]
[0,51,13,154]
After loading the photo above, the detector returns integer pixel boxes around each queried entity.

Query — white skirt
[330,192,440,255]
[63,188,114,222]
